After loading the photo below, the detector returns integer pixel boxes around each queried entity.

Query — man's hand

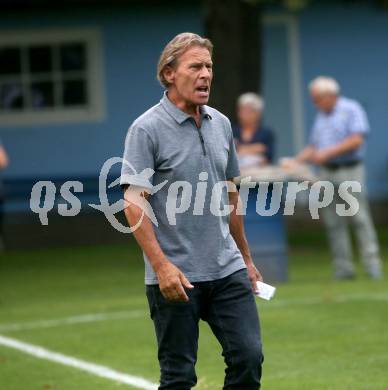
[310,149,333,165]
[309,134,364,165]
[246,260,263,293]
[279,157,299,170]
[155,261,194,302]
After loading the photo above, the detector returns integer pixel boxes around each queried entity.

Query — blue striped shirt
[309,96,369,163]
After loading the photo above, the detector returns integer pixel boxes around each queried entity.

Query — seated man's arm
[295,145,317,163]
[123,185,193,301]
[311,133,364,164]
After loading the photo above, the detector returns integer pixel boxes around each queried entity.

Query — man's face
[164,46,213,108]
[237,105,261,127]
[310,89,337,113]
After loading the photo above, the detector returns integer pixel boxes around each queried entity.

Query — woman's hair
[237,93,264,112]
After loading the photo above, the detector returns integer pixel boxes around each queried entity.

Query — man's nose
[199,66,211,79]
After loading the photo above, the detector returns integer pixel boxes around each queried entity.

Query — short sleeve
[225,120,241,179]
[349,103,370,134]
[120,126,155,190]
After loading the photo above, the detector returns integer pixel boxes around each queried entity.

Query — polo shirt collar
[327,96,343,115]
[160,91,212,124]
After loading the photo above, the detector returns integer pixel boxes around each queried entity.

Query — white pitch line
[0,334,158,390]
[1,292,388,334]
[0,310,147,333]
[263,292,388,308]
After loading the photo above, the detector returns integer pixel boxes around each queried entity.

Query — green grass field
[0,227,387,390]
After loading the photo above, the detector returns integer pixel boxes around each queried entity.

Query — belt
[323,160,361,170]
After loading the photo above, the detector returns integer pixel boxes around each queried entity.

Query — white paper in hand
[255,281,276,300]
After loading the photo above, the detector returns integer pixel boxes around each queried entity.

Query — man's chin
[195,96,210,106]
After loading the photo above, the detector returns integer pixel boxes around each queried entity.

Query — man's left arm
[312,133,364,165]
[313,102,368,165]
[225,119,263,291]
[228,182,263,292]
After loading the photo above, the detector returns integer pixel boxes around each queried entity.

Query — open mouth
[195,86,209,96]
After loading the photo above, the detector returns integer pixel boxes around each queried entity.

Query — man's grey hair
[157,32,213,88]
[309,76,340,95]
[237,92,264,112]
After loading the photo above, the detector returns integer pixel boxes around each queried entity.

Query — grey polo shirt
[120,92,245,285]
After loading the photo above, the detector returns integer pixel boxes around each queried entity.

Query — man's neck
[323,96,339,114]
[167,90,201,117]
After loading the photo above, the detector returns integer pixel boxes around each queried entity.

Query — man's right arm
[295,145,316,163]
[123,185,193,301]
[294,117,318,164]
[280,145,316,169]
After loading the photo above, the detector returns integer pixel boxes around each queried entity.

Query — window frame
[0,28,105,126]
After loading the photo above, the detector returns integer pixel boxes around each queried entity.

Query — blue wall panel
[262,22,293,161]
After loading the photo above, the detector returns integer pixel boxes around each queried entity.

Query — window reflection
[0,82,24,110]
[60,43,86,72]
[0,41,88,112]
[30,81,54,109]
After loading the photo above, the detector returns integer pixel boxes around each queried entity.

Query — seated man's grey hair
[309,76,340,95]
[237,92,264,112]
[157,32,213,88]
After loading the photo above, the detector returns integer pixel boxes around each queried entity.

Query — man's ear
[163,65,175,84]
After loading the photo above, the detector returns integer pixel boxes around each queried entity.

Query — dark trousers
[146,269,263,390]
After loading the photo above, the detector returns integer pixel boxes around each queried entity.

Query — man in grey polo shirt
[121,33,263,389]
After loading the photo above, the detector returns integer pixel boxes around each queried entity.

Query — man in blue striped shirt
[295,76,382,279]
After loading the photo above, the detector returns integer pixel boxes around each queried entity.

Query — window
[0,29,104,126]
